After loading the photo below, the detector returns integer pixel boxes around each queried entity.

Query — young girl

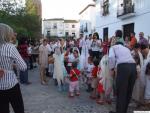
[53,47,67,91]
[85,57,94,92]
[67,48,74,74]
[90,59,99,99]
[72,49,80,70]
[69,62,81,97]
[48,52,54,78]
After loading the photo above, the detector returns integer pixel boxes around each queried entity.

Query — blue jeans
[20,59,29,84]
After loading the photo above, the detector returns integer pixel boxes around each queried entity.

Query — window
[80,25,84,33]
[117,0,134,17]
[65,24,69,28]
[53,23,57,29]
[47,31,50,38]
[72,25,75,28]
[84,23,88,32]
[72,33,75,37]
[65,32,69,36]
[102,0,109,16]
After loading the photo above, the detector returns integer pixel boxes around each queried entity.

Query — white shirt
[87,64,94,73]
[68,53,75,62]
[86,39,92,50]
[91,40,101,51]
[109,44,135,69]
[46,44,52,53]
[51,43,58,52]
[69,40,74,46]
[28,46,32,54]
[79,38,83,48]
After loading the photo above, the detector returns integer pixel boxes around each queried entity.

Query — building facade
[43,18,79,38]
[94,0,150,40]
[79,4,96,36]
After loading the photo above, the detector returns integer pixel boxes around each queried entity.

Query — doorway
[123,23,134,40]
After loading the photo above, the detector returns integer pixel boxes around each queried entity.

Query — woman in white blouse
[0,23,27,113]
[91,32,101,59]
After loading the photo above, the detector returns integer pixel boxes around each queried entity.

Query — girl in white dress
[80,38,89,70]
[53,47,67,91]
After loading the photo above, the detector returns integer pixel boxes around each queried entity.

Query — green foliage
[25,0,38,15]
[0,0,41,39]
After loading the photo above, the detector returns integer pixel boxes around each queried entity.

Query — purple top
[139,37,148,46]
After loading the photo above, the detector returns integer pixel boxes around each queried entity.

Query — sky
[41,0,94,20]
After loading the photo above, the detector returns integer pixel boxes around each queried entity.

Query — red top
[70,68,80,81]
[130,36,137,49]
[92,66,100,78]
[18,44,29,59]
[102,41,109,55]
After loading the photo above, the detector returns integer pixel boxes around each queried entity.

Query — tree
[0,0,41,39]
[25,0,38,15]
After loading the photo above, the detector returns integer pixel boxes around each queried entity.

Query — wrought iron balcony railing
[117,4,135,17]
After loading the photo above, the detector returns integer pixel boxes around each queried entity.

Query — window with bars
[72,25,75,28]
[53,23,57,29]
[117,0,135,17]
[102,0,109,16]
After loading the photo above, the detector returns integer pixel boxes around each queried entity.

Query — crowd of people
[0,23,150,113]
[37,30,150,113]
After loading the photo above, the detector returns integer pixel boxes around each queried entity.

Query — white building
[94,0,150,40]
[64,20,80,38]
[79,4,96,36]
[43,18,79,38]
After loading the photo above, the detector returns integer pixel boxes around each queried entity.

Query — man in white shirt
[79,33,84,54]
[108,30,136,113]
[46,42,52,53]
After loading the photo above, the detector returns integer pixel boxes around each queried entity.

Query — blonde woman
[0,23,27,113]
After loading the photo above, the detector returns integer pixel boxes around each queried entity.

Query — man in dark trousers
[108,30,137,113]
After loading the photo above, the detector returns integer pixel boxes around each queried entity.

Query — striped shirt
[0,43,27,90]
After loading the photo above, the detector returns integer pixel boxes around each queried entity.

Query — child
[96,54,113,104]
[85,56,94,92]
[53,47,67,91]
[69,62,81,97]
[72,49,80,70]
[67,48,74,74]
[48,52,54,78]
[90,59,99,99]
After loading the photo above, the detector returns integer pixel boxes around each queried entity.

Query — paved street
[13,67,134,113]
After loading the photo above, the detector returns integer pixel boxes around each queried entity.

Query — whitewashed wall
[79,5,96,36]
[95,0,150,39]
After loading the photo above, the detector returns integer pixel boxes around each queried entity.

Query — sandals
[89,96,96,100]
[96,100,105,105]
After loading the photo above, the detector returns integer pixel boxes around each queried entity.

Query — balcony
[117,4,135,19]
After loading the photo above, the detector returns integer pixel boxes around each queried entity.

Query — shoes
[75,93,80,96]
[25,82,32,85]
[89,96,96,100]
[68,93,74,98]
[109,111,116,113]
[41,81,47,85]
[106,99,112,105]
[96,100,105,105]
[21,81,31,85]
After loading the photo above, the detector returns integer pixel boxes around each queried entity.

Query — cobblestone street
[10,67,134,113]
